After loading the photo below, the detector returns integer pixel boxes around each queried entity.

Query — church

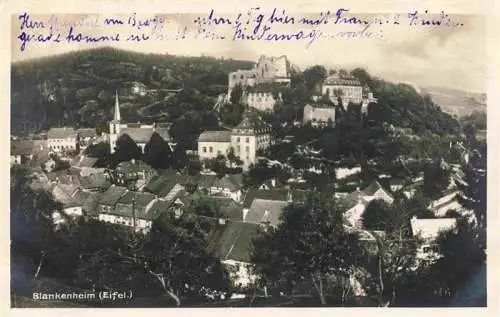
[108,92,172,153]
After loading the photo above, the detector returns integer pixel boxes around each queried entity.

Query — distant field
[418,86,487,118]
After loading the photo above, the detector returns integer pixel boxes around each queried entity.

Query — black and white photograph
[8,3,488,309]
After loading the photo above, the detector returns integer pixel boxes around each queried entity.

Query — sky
[11,12,487,93]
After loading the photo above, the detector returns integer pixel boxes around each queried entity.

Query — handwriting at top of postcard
[15,9,465,52]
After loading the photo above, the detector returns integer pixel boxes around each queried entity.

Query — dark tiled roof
[246,199,289,227]
[76,128,97,138]
[208,221,262,262]
[212,174,244,191]
[47,127,77,139]
[144,198,172,220]
[198,130,231,142]
[80,173,111,190]
[99,185,128,206]
[116,160,155,174]
[202,197,243,221]
[194,174,218,188]
[154,128,171,142]
[362,181,384,196]
[243,189,289,208]
[144,171,188,197]
[119,127,154,143]
[71,156,98,168]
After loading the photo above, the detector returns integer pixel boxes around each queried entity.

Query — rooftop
[119,127,154,144]
[207,221,262,262]
[99,185,128,206]
[76,128,97,138]
[212,174,244,191]
[410,216,457,241]
[246,199,289,227]
[47,127,77,139]
[324,74,362,87]
[198,130,232,143]
[243,189,290,208]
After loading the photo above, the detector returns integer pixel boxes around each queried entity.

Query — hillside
[11,47,254,136]
[418,85,486,118]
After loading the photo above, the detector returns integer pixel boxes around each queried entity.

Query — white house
[303,104,336,126]
[198,130,232,160]
[428,190,461,217]
[410,216,457,262]
[198,114,273,171]
[47,127,78,153]
[244,92,281,112]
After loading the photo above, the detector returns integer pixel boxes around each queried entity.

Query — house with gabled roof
[245,199,289,228]
[209,174,244,202]
[341,181,394,228]
[410,216,457,262]
[98,186,164,232]
[207,221,262,288]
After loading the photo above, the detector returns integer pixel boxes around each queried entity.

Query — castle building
[109,92,172,153]
[198,114,273,170]
[228,55,295,89]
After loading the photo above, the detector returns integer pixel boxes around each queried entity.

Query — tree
[252,194,364,305]
[141,214,233,305]
[112,134,142,167]
[399,216,485,304]
[404,191,435,219]
[205,155,227,177]
[363,200,420,306]
[362,199,393,231]
[227,147,243,168]
[301,65,327,92]
[84,141,111,167]
[457,164,486,248]
[220,103,245,126]
[423,162,450,199]
[230,84,244,104]
[143,132,173,169]
[10,166,61,297]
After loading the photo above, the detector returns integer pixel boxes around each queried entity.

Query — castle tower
[109,91,122,153]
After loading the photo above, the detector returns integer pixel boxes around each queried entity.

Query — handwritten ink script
[16,9,465,52]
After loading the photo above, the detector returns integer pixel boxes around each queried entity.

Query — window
[209,147,213,153]
[237,145,240,152]
[245,146,249,153]
[237,137,240,142]
[246,137,249,143]
[202,147,207,153]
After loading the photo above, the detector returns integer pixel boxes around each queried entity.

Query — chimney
[287,190,293,202]
[271,178,276,187]
[242,208,249,221]
[131,158,136,164]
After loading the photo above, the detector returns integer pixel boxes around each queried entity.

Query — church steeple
[112,91,121,122]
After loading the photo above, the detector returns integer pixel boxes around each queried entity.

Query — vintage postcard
[5,0,495,314]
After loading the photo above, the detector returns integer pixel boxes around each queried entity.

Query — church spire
[113,91,121,122]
